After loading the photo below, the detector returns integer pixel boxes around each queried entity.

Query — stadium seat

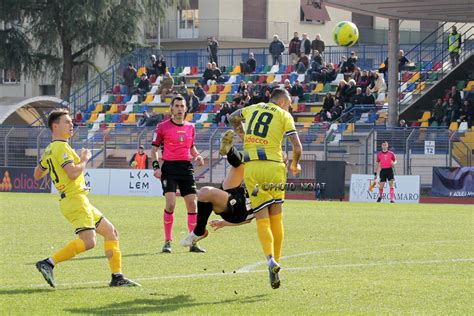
[448,122,458,131]
[456,80,466,91]
[126,95,138,105]
[268,64,279,74]
[114,95,124,104]
[137,67,146,76]
[149,85,158,95]
[106,104,118,114]
[149,95,162,105]
[120,85,127,94]
[112,85,121,94]
[93,104,104,113]
[230,65,241,74]
[142,95,154,104]
[463,81,474,91]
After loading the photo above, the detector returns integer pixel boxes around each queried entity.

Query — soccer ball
[332,21,359,47]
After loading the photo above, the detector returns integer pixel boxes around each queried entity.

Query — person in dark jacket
[269,34,285,65]
[241,52,257,73]
[202,63,214,85]
[136,73,151,96]
[300,33,311,56]
[123,63,137,96]
[288,32,301,65]
[207,36,219,66]
[194,82,206,101]
[311,34,325,56]
[290,80,304,102]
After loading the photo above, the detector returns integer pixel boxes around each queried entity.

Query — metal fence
[3,126,469,186]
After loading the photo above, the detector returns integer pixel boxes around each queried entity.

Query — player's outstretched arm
[228,109,245,141]
[63,148,91,180]
[209,219,252,230]
[288,133,302,176]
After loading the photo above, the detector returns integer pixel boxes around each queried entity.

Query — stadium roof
[0,96,65,125]
[324,0,474,22]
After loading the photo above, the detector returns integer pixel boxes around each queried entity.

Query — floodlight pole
[388,18,399,128]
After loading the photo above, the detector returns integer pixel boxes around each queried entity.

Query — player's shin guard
[104,240,122,274]
[269,213,284,263]
[256,218,274,258]
[194,201,213,236]
[187,212,197,233]
[51,239,86,264]
[163,210,174,241]
[390,187,395,201]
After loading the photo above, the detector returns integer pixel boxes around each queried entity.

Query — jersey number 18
[246,112,273,138]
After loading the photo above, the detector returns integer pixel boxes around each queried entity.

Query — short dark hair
[47,109,69,130]
[270,88,290,103]
[171,95,186,107]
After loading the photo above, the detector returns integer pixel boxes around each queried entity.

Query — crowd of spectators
[429,85,474,127]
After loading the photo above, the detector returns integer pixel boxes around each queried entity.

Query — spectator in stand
[351,87,364,105]
[283,79,292,92]
[241,90,251,107]
[380,50,411,74]
[129,145,149,169]
[300,33,311,56]
[322,92,335,113]
[237,80,247,94]
[338,56,348,73]
[399,119,409,128]
[232,92,242,106]
[147,55,159,76]
[312,34,325,57]
[137,110,151,127]
[156,55,167,76]
[136,73,151,97]
[364,87,376,105]
[262,88,271,103]
[296,54,310,74]
[269,34,285,65]
[247,81,256,95]
[357,70,370,90]
[211,62,224,83]
[288,32,301,65]
[346,51,358,73]
[345,79,357,102]
[448,25,462,68]
[202,63,214,85]
[215,102,231,126]
[446,85,462,106]
[445,97,459,123]
[249,90,261,106]
[429,98,446,125]
[367,70,376,90]
[458,100,472,126]
[158,72,174,100]
[270,80,280,92]
[290,80,304,103]
[193,82,206,101]
[123,63,137,96]
[369,72,387,98]
[312,50,323,67]
[466,85,474,104]
[207,36,219,66]
[331,100,344,121]
[74,110,83,125]
[336,80,349,103]
[351,67,361,83]
[241,52,257,74]
[177,81,189,101]
[188,90,200,113]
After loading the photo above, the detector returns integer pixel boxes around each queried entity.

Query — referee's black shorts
[161,161,197,196]
[380,168,394,182]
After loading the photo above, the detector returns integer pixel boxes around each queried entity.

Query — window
[300,0,330,24]
[0,69,20,84]
[39,84,56,96]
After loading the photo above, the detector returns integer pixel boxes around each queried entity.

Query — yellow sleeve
[55,143,75,169]
[283,111,297,136]
[38,155,48,172]
[241,107,248,120]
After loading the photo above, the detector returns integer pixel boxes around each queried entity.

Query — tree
[0,0,177,101]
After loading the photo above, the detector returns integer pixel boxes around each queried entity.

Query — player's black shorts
[380,168,394,182]
[161,161,197,196]
[219,182,253,224]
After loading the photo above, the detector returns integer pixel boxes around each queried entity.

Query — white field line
[1,257,472,289]
[236,239,470,272]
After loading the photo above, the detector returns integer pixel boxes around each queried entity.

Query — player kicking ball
[375,141,397,203]
[180,130,287,289]
[34,109,140,288]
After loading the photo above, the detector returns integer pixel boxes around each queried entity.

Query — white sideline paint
[237,239,469,272]
[2,257,471,289]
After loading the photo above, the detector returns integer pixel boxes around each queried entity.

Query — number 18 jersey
[39,140,87,196]
[241,102,296,163]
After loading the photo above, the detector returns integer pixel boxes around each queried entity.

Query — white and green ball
[333,21,359,47]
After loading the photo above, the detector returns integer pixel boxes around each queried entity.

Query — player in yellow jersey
[34,109,140,288]
[229,88,302,289]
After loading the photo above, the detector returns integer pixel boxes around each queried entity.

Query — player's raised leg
[96,217,140,287]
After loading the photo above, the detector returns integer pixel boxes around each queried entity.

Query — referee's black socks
[226,146,242,168]
[194,201,213,236]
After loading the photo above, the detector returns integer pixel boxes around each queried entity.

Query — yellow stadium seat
[87,113,98,123]
[297,116,313,122]
[221,85,232,94]
[463,80,474,91]
[420,121,429,127]
[449,122,458,131]
[153,107,169,113]
[230,65,241,74]
[314,83,324,93]
[143,95,154,104]
[106,104,118,114]
[418,111,431,122]
[93,104,103,113]
[203,123,211,127]
[216,94,227,103]
[408,72,420,83]
[303,122,312,128]
[266,74,275,83]
[108,123,116,127]
[137,67,147,76]
[124,113,136,124]
[165,97,172,104]
[186,113,193,121]
[291,103,298,112]
[208,85,217,93]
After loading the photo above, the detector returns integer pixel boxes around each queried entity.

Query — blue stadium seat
[122,95,131,103]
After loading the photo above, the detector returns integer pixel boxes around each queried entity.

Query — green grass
[0,193,473,315]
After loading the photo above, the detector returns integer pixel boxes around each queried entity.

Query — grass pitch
[0,193,472,315]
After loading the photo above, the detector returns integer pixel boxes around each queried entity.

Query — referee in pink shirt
[151,96,205,253]
[375,141,397,203]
